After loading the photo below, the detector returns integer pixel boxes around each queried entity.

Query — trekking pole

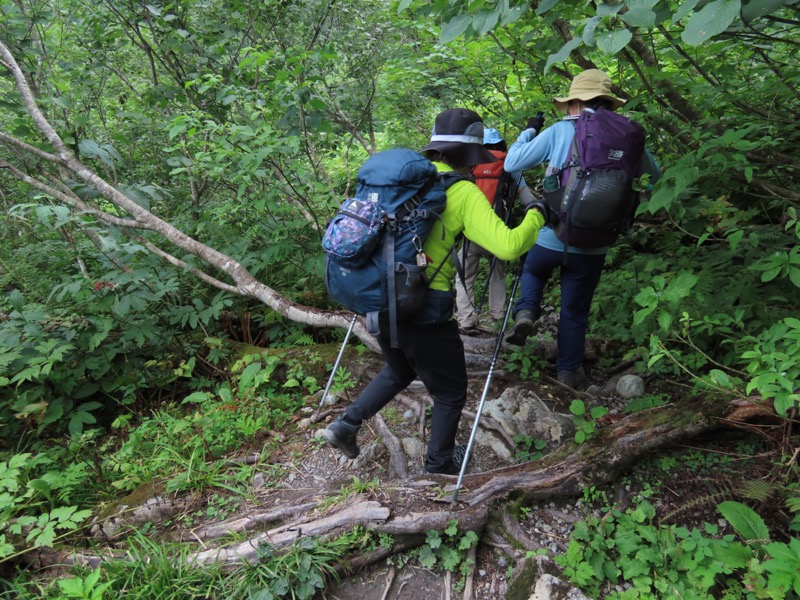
[315,314,358,414]
[451,256,524,505]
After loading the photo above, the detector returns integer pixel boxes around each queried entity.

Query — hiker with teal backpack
[321,108,548,475]
[504,69,662,390]
[455,128,537,335]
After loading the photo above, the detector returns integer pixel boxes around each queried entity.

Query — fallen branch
[192,501,320,541]
[192,499,390,564]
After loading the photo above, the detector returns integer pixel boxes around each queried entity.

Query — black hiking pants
[342,318,468,473]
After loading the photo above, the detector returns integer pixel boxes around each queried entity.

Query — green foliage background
[0,0,798,596]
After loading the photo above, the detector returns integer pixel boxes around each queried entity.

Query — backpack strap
[382,170,467,347]
[384,218,400,346]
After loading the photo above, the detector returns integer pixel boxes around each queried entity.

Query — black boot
[506,310,536,346]
[321,416,361,459]
[557,366,587,390]
[423,444,467,475]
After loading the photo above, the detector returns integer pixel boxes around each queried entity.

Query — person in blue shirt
[503,69,661,390]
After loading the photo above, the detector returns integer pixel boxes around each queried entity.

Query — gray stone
[602,376,621,396]
[351,442,387,469]
[616,374,645,399]
[529,574,591,600]
[475,387,575,458]
[401,437,426,461]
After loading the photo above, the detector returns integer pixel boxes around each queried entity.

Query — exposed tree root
[375,413,408,479]
[28,394,776,581]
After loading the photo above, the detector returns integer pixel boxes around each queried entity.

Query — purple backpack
[544,109,645,248]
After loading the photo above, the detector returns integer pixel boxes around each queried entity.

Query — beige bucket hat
[553,69,626,113]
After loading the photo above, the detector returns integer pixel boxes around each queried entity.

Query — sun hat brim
[553,93,626,113]
[420,141,498,167]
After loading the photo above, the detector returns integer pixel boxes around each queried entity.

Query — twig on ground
[462,545,477,600]
[543,375,595,400]
[379,565,395,600]
[309,408,337,425]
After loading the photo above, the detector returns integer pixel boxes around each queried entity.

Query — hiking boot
[557,366,587,390]
[422,444,467,475]
[320,417,361,459]
[506,310,536,346]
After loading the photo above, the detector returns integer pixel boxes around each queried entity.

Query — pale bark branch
[0,40,381,349]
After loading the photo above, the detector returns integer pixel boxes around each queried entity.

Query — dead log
[192,499,390,564]
[191,501,320,541]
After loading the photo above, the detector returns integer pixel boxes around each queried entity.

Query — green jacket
[423,162,545,292]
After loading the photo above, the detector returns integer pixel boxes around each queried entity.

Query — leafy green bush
[741,317,800,417]
[395,519,478,575]
[569,400,608,444]
[556,499,800,599]
[0,453,94,561]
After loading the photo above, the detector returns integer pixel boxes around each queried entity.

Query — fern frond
[737,479,775,502]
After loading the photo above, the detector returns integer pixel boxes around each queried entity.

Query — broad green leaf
[763,540,800,564]
[596,29,633,54]
[238,361,263,391]
[682,0,741,45]
[669,272,698,298]
[78,139,114,167]
[621,0,658,28]
[597,2,624,16]
[570,399,586,415]
[621,8,655,28]
[473,9,500,35]
[0,534,14,559]
[741,0,790,23]
[536,0,560,15]
[181,391,212,404]
[218,386,232,403]
[582,16,602,46]
[727,229,744,251]
[708,369,732,388]
[718,501,770,542]
[672,0,702,23]
[29,523,56,547]
[51,96,73,110]
[58,576,85,596]
[544,38,581,74]
[168,122,187,139]
[440,14,471,43]
[499,1,527,25]
[27,479,51,498]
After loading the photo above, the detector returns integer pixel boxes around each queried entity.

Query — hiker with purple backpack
[503,69,662,390]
